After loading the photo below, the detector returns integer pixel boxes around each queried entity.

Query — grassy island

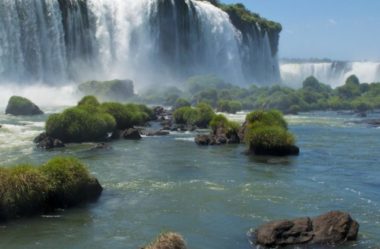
[0,157,102,221]
[45,96,154,143]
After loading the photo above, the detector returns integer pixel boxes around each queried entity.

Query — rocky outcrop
[34,133,65,149]
[5,96,43,116]
[123,128,142,140]
[195,124,240,146]
[250,211,359,247]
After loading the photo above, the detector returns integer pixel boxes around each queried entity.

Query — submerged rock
[5,96,43,116]
[250,211,359,247]
[123,128,142,140]
[91,143,112,150]
[142,232,187,249]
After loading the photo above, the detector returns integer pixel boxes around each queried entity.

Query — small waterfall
[0,0,281,87]
[281,61,380,87]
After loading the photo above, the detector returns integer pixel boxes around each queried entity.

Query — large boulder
[250,211,359,247]
[5,96,43,116]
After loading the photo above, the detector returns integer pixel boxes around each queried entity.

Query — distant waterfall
[0,0,281,86]
[281,61,380,87]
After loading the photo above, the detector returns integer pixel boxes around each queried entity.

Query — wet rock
[142,232,187,249]
[195,134,212,145]
[91,143,112,150]
[123,128,142,140]
[5,96,43,116]
[250,211,359,247]
[34,133,65,149]
[142,130,170,136]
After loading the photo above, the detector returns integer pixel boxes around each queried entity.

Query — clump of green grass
[173,102,215,128]
[46,96,154,142]
[0,157,102,221]
[244,110,297,155]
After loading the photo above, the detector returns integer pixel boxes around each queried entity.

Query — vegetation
[78,79,135,101]
[244,110,297,155]
[142,74,380,114]
[5,96,43,116]
[209,114,240,135]
[0,157,102,221]
[173,103,215,128]
[46,96,153,143]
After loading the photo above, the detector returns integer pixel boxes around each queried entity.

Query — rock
[142,130,170,136]
[34,133,65,149]
[252,145,300,156]
[195,134,211,145]
[195,124,240,146]
[91,143,112,150]
[5,96,43,116]
[312,211,359,244]
[251,211,359,247]
[123,128,142,140]
[142,232,187,249]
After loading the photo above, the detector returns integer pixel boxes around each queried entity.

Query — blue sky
[223,0,380,61]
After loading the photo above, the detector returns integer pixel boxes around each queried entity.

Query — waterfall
[280,61,380,87]
[0,0,281,87]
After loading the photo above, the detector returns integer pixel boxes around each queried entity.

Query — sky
[223,0,380,61]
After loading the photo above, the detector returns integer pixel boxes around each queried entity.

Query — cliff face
[0,0,281,85]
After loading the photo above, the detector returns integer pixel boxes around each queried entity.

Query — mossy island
[0,157,102,222]
[5,96,43,116]
[41,96,154,145]
[78,79,135,101]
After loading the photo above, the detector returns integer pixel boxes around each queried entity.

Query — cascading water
[281,61,380,87]
[0,0,281,87]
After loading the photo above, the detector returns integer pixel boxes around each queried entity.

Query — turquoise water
[0,110,379,249]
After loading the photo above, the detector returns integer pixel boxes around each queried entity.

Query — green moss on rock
[5,96,43,116]
[0,157,102,221]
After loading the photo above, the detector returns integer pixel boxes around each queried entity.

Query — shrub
[173,103,215,128]
[217,100,242,113]
[46,106,116,143]
[209,114,239,134]
[46,96,154,142]
[244,110,297,155]
[78,95,100,107]
[246,110,287,129]
[174,98,191,110]
[245,125,295,150]
[41,157,101,208]
[0,166,48,220]
[0,157,102,221]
